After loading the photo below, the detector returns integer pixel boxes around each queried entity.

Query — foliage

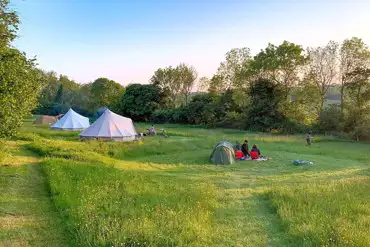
[318,104,342,133]
[251,41,308,96]
[0,0,46,137]
[0,0,19,47]
[176,63,198,105]
[55,75,81,105]
[215,47,252,90]
[339,37,370,113]
[150,108,188,124]
[185,94,218,126]
[151,64,198,108]
[216,111,246,129]
[306,41,339,115]
[90,77,124,111]
[0,48,45,137]
[151,66,181,108]
[120,84,160,121]
[246,78,286,131]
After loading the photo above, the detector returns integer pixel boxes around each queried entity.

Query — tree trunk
[319,94,325,118]
[340,84,344,117]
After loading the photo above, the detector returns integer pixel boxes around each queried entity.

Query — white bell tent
[79,109,137,141]
[51,108,90,130]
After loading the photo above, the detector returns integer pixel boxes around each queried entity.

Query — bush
[318,104,341,134]
[120,84,160,122]
[150,109,187,124]
[281,118,307,134]
[246,79,286,132]
[216,111,246,129]
[342,106,370,141]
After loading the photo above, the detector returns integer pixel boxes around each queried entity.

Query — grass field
[1,119,369,246]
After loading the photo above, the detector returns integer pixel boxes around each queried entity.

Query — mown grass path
[0,141,72,247]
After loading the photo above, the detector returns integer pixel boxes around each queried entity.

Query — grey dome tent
[210,141,236,165]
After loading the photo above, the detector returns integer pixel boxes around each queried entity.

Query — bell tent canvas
[51,108,90,130]
[210,141,236,165]
[80,109,137,141]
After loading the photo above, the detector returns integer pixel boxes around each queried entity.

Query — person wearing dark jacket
[241,140,249,157]
[250,144,261,159]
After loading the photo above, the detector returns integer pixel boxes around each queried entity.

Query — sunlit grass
[2,121,369,246]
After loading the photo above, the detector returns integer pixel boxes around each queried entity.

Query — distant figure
[241,140,249,157]
[306,132,312,146]
[250,144,261,160]
[147,125,156,135]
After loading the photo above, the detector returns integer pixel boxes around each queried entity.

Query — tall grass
[264,177,370,246]
[42,158,217,246]
[17,121,370,246]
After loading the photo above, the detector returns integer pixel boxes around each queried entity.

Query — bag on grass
[293,160,313,166]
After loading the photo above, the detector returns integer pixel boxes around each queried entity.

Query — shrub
[318,104,341,134]
[216,111,246,129]
[150,109,187,124]
[246,78,286,132]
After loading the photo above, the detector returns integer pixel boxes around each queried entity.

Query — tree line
[0,0,369,140]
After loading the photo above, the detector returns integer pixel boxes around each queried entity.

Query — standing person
[241,140,249,157]
[306,132,312,146]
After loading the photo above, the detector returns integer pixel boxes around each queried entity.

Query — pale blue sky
[11,0,370,85]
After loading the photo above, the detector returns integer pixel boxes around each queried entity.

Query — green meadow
[1,119,369,246]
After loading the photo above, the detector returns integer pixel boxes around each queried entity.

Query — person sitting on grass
[250,144,261,160]
[147,125,156,135]
[241,140,249,157]
[235,148,245,160]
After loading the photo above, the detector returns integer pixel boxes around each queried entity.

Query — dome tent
[80,109,137,141]
[51,108,90,130]
[210,141,236,165]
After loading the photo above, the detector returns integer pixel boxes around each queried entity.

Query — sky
[11,0,370,85]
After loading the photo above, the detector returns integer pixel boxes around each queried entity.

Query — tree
[216,47,252,90]
[55,75,80,105]
[0,0,46,137]
[339,37,370,114]
[345,68,370,107]
[342,67,370,140]
[73,83,93,115]
[185,94,218,126]
[150,66,180,108]
[175,63,198,105]
[0,49,46,137]
[120,84,160,122]
[208,74,225,94]
[151,64,197,107]
[90,78,124,111]
[0,0,19,47]
[306,41,339,116]
[197,77,210,92]
[246,79,285,131]
[251,41,308,97]
[38,71,60,105]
